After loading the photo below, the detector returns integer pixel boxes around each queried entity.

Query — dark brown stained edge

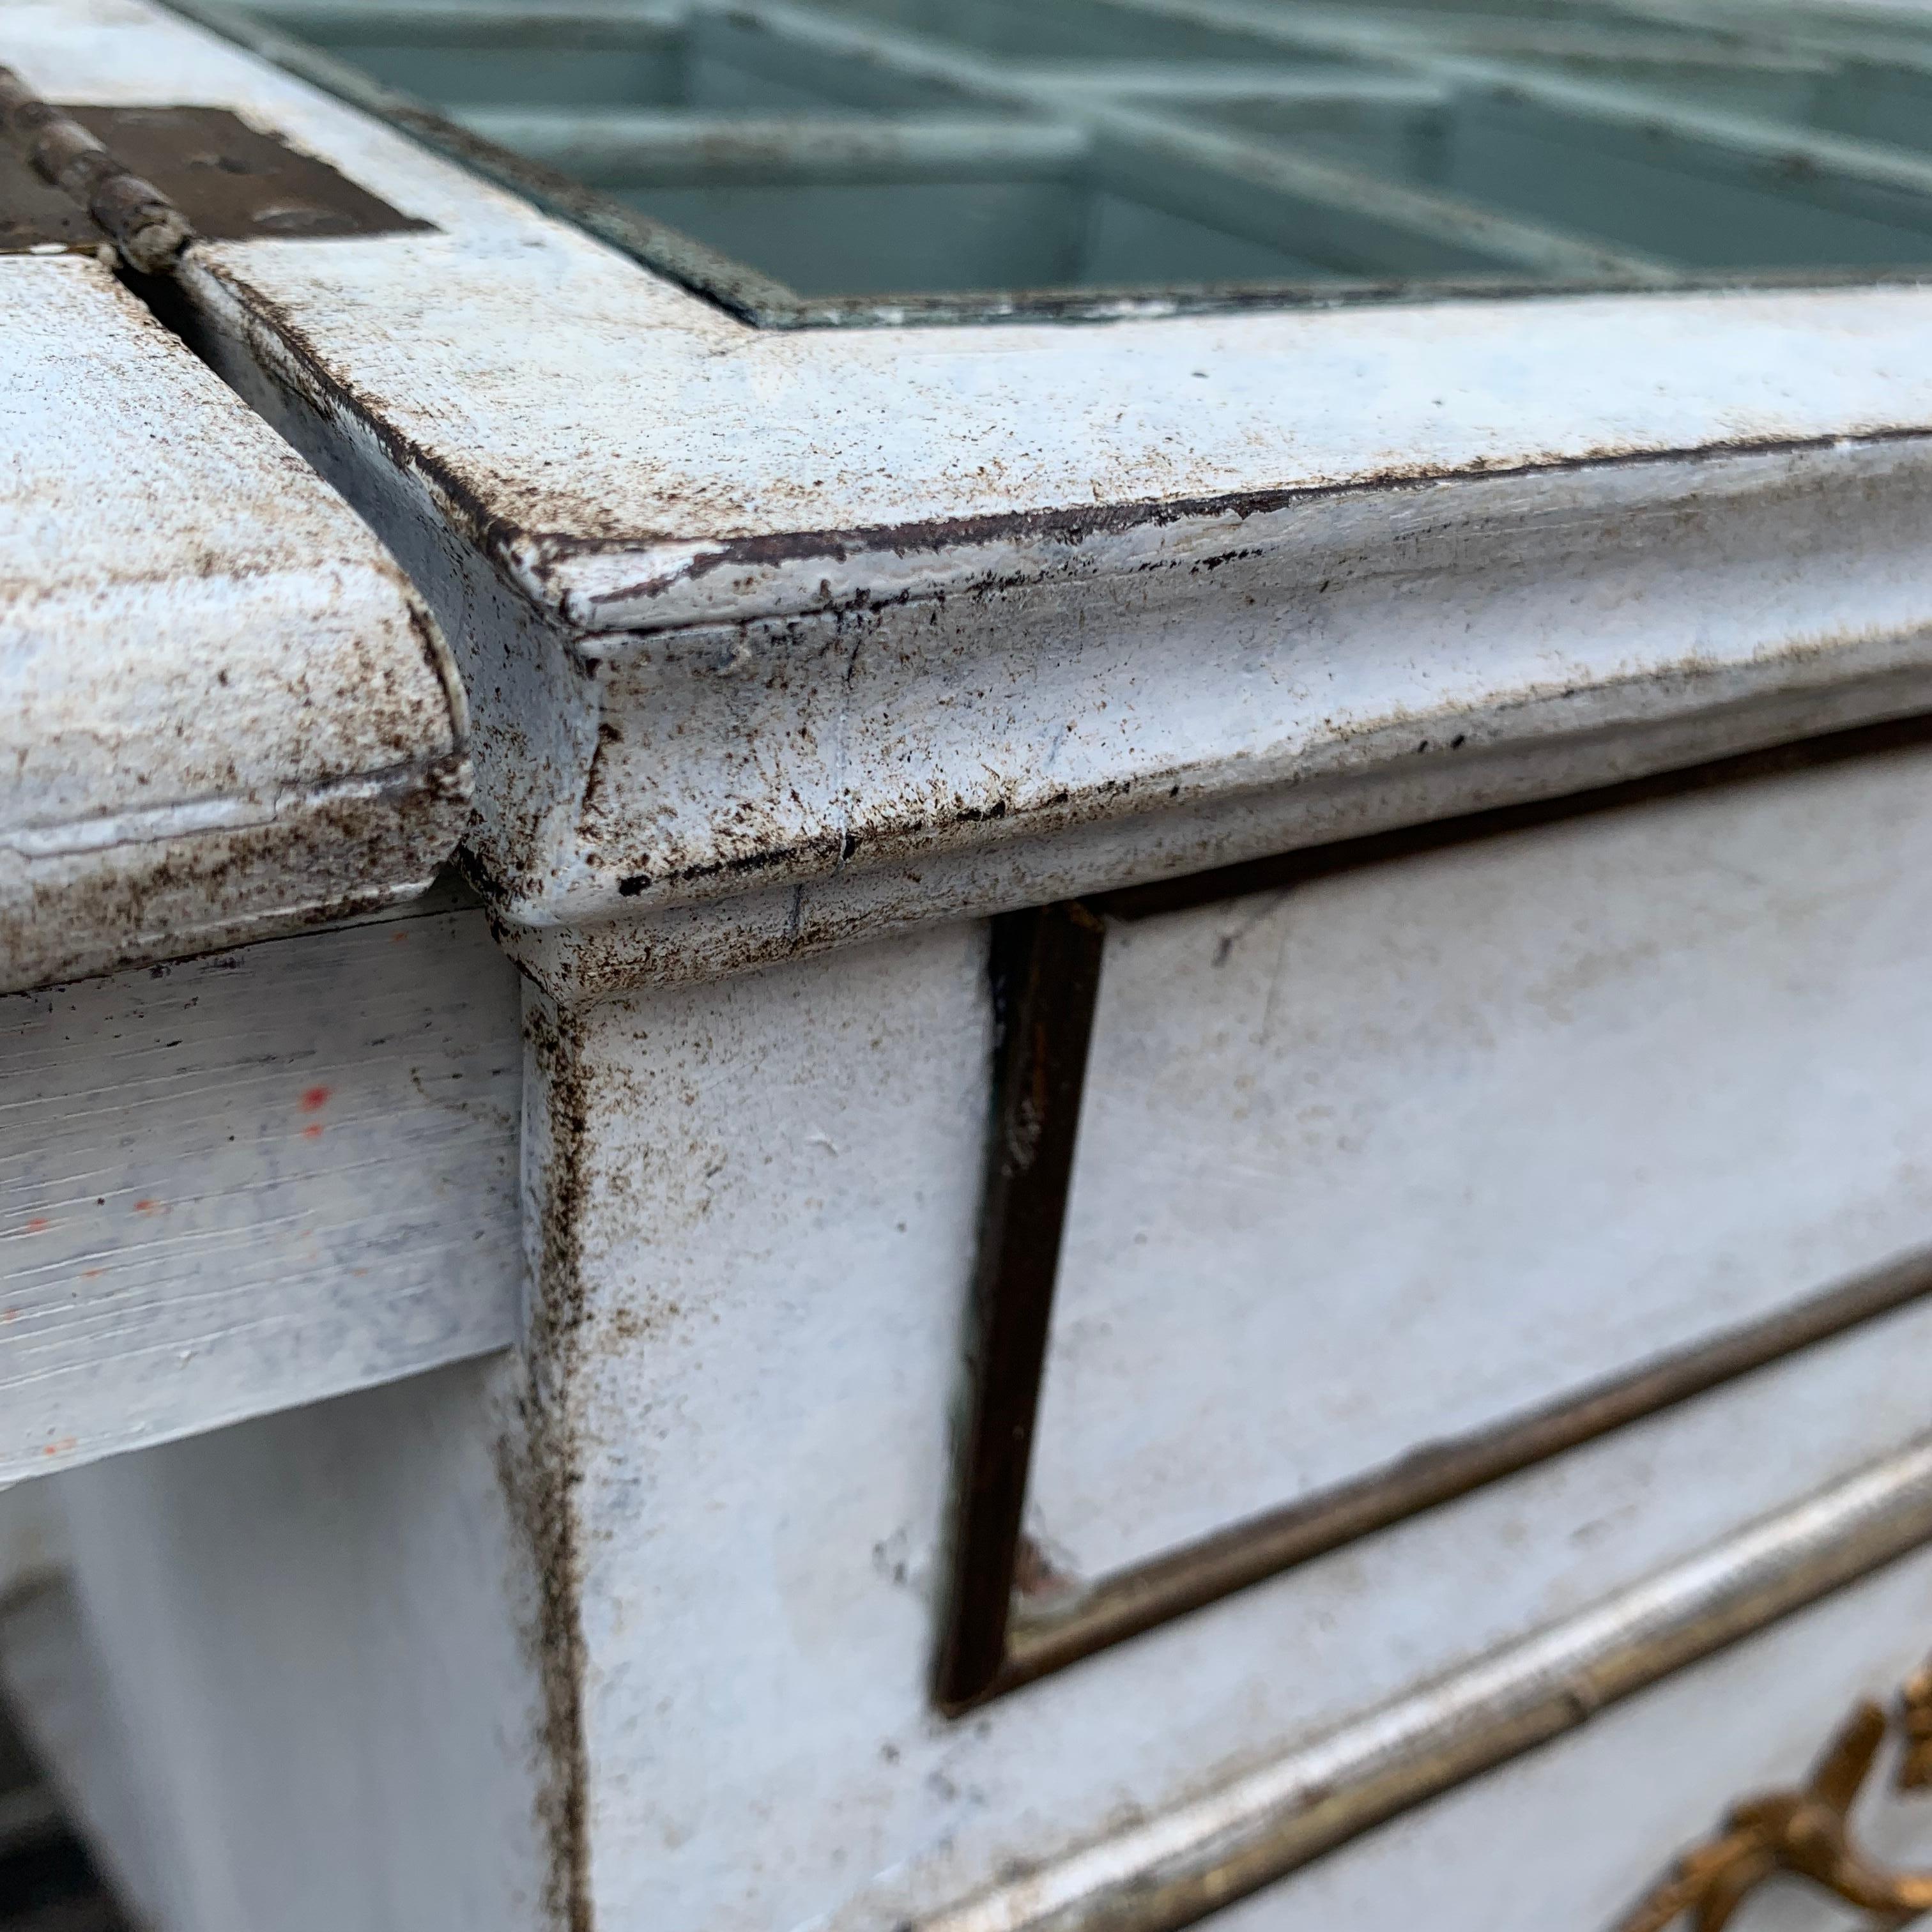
[996,1245,1932,1696]
[1094,707,1932,924]
[935,901,1108,1713]
[939,708,1932,1715]
[571,423,1932,602]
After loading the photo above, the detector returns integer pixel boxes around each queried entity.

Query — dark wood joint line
[936,900,1108,1714]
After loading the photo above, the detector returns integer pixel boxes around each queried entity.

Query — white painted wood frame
[0,250,470,993]
[10,4,1932,1931]
[0,899,523,1482]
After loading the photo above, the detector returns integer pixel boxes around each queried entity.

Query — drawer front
[1210,1532,1932,1932]
[437,884,1932,1932]
[1045,745,1932,1572]
[943,732,1932,1705]
[916,1439,1932,1932]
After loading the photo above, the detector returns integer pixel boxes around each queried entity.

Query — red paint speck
[134,1198,159,1213]
[24,1217,49,1234]
[40,1438,75,1459]
[300,1085,332,1112]
[302,1123,326,1139]
[1,1310,16,1324]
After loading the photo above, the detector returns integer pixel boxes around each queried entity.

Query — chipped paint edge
[521,424,1932,643]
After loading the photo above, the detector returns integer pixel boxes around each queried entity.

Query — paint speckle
[134,1198,159,1213]
[300,1085,332,1112]
[302,1123,325,1139]
[24,1217,49,1234]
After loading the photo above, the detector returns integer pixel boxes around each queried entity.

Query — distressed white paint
[209,308,1932,990]
[20,885,1932,1932]
[0,252,469,993]
[500,924,1932,1932]
[479,433,1932,970]
[10,10,1932,1931]
[932,1443,1932,1932]
[13,0,1932,988]
[0,1358,543,1932]
[0,903,523,1482]
[1034,744,1932,1578]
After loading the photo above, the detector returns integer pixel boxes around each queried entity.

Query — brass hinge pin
[0,65,192,272]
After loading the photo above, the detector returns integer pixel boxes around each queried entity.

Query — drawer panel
[942,732,1932,1706]
[1038,744,1932,1579]
[1208,1530,1932,1932]
[915,1439,1932,1932]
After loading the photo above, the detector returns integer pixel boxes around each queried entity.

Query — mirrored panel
[185,0,1932,321]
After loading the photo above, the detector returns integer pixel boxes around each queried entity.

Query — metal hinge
[0,64,431,272]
